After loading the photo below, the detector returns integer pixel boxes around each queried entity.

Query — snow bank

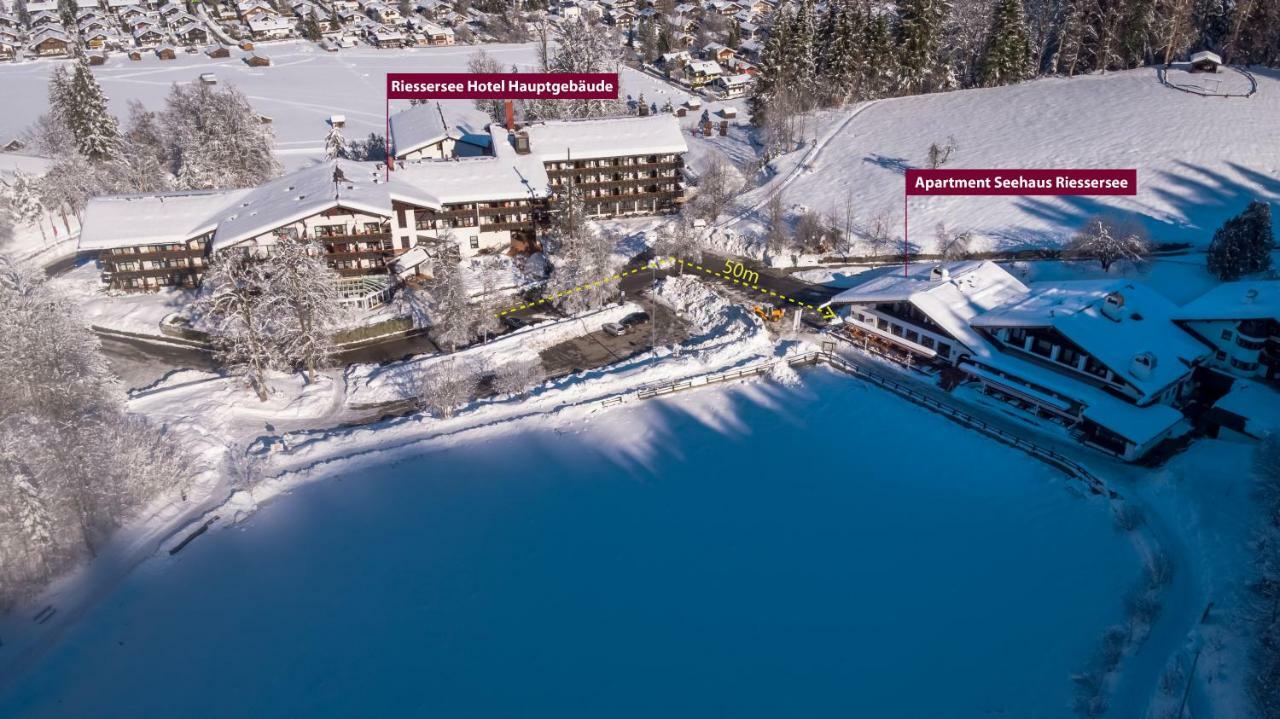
[344,302,643,406]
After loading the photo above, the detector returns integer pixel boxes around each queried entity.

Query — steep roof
[1173,280,1280,322]
[972,279,1211,400]
[79,189,251,251]
[522,114,688,162]
[827,261,1031,358]
[210,160,391,251]
[389,102,454,158]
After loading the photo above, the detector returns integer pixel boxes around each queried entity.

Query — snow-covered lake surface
[0,370,1142,717]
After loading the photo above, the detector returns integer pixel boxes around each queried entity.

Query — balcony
[104,247,205,261]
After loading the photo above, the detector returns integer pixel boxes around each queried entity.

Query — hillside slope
[736,67,1280,253]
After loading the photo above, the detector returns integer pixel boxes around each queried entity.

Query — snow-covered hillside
[734,67,1280,253]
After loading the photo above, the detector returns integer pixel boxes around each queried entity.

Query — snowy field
[733,67,1280,253]
[0,42,716,171]
[0,370,1141,718]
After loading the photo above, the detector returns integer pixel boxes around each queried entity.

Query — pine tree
[1207,201,1275,281]
[8,171,46,243]
[428,258,475,351]
[861,12,898,98]
[979,0,1034,86]
[324,123,346,159]
[897,0,953,93]
[64,59,120,161]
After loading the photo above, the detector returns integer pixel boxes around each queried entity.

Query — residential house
[248,13,295,39]
[1174,281,1280,380]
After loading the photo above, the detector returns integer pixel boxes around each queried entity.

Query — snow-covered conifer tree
[324,123,346,160]
[427,258,476,352]
[897,0,953,93]
[979,0,1034,86]
[66,59,120,161]
[1207,201,1275,281]
[9,171,47,243]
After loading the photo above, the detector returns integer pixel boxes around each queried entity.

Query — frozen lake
[0,370,1140,717]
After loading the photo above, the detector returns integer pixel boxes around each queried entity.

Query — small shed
[685,98,701,110]
[155,45,176,60]
[205,45,230,58]
[199,72,217,84]
[127,49,142,61]
[1190,50,1222,73]
[720,106,737,119]
[244,53,270,67]
[86,50,107,65]
[329,114,346,128]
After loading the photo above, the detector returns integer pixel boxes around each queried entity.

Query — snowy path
[716,100,880,232]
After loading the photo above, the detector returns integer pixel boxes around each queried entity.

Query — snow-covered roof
[1214,380,1280,436]
[391,126,550,206]
[972,279,1211,400]
[1173,280,1280,322]
[248,14,295,30]
[828,261,1032,358]
[522,114,688,162]
[211,160,391,251]
[685,59,722,75]
[1190,50,1222,65]
[25,0,58,10]
[977,348,1187,446]
[389,102,455,158]
[79,189,251,251]
[720,73,752,86]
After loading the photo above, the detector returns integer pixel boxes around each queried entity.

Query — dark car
[621,311,650,327]
[502,316,530,330]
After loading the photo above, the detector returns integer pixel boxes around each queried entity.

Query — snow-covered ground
[0,369,1142,718]
[0,42,720,172]
[722,67,1280,256]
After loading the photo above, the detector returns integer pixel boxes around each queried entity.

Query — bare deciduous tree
[418,358,481,418]
[1064,215,1151,272]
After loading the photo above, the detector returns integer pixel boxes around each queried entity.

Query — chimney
[504,99,515,131]
[514,130,530,155]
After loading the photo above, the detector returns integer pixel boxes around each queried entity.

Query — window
[905,330,919,344]
[469,236,479,249]
[1237,335,1266,351]
[1221,329,1233,341]
[936,343,951,359]
[1230,357,1258,371]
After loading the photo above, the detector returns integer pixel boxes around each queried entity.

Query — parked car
[621,311,650,327]
[502,316,530,330]
[603,322,628,337]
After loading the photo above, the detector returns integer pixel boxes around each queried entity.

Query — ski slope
[739,67,1280,253]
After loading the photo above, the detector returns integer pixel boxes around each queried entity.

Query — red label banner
[905,169,1137,196]
[387,73,619,100]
